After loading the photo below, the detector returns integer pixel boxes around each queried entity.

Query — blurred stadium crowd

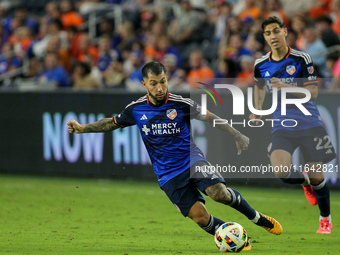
[1,0,340,91]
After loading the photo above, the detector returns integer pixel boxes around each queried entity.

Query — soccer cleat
[316,217,332,234]
[255,213,282,235]
[242,237,252,251]
[303,185,317,206]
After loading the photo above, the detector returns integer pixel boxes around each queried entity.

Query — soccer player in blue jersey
[250,16,336,234]
[67,61,282,249]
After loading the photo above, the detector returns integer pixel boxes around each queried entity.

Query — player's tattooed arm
[67,118,119,133]
[200,111,249,155]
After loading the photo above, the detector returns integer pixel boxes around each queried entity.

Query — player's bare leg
[306,163,332,234]
[187,201,211,226]
[270,150,316,204]
[205,183,282,235]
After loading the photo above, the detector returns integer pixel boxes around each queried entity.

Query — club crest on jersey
[167,109,177,120]
[307,66,314,74]
[286,65,296,75]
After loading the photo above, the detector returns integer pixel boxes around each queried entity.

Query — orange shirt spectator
[187,50,215,83]
[60,0,83,29]
[60,12,83,29]
[238,0,261,23]
[75,34,98,64]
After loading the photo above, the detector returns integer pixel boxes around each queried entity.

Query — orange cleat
[243,237,252,251]
[255,213,283,235]
[303,185,317,206]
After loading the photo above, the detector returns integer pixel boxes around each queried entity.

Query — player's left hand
[235,134,249,155]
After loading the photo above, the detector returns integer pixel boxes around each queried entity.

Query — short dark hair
[261,16,285,31]
[141,61,166,79]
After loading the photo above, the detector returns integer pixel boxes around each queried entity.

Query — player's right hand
[249,113,262,125]
[67,120,84,133]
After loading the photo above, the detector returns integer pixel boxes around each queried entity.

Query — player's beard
[148,89,168,105]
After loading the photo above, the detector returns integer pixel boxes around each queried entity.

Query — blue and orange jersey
[254,47,323,133]
[113,93,206,186]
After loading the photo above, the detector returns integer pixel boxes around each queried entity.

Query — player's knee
[274,170,290,179]
[190,213,210,226]
[310,177,324,185]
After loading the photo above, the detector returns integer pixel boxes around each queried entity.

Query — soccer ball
[214,222,248,253]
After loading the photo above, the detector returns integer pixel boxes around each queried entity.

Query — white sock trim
[312,179,326,190]
[320,215,331,223]
[302,173,310,186]
[250,211,260,223]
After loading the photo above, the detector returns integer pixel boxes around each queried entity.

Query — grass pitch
[0,175,339,255]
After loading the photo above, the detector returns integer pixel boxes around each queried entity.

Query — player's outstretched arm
[197,111,249,155]
[67,118,119,133]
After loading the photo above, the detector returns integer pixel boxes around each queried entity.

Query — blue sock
[227,188,257,220]
[313,180,330,217]
[280,170,305,185]
[201,215,225,235]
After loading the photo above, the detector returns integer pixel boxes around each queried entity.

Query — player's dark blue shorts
[268,126,336,163]
[161,160,226,217]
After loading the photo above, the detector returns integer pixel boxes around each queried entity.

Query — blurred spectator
[329,53,340,90]
[82,54,103,86]
[66,26,82,59]
[321,53,338,89]
[219,33,252,61]
[163,53,179,79]
[281,0,315,18]
[138,11,156,44]
[210,1,233,43]
[0,42,21,76]
[145,35,182,67]
[32,19,67,59]
[10,26,33,54]
[72,62,101,89]
[238,0,261,23]
[235,55,254,90]
[43,2,61,25]
[215,58,237,82]
[286,29,299,50]
[37,52,70,87]
[332,0,340,34]
[98,19,115,38]
[102,61,125,88]
[11,7,39,35]
[187,49,215,83]
[168,0,203,44]
[45,35,72,72]
[75,34,98,64]
[291,14,307,50]
[315,15,340,48]
[97,36,119,72]
[165,53,189,92]
[263,0,289,27]
[303,26,328,77]
[125,50,144,91]
[308,0,332,18]
[60,0,83,29]
[113,21,138,53]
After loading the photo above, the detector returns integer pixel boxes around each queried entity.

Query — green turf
[0,176,339,255]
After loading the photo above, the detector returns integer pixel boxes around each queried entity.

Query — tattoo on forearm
[206,113,241,138]
[84,118,116,132]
